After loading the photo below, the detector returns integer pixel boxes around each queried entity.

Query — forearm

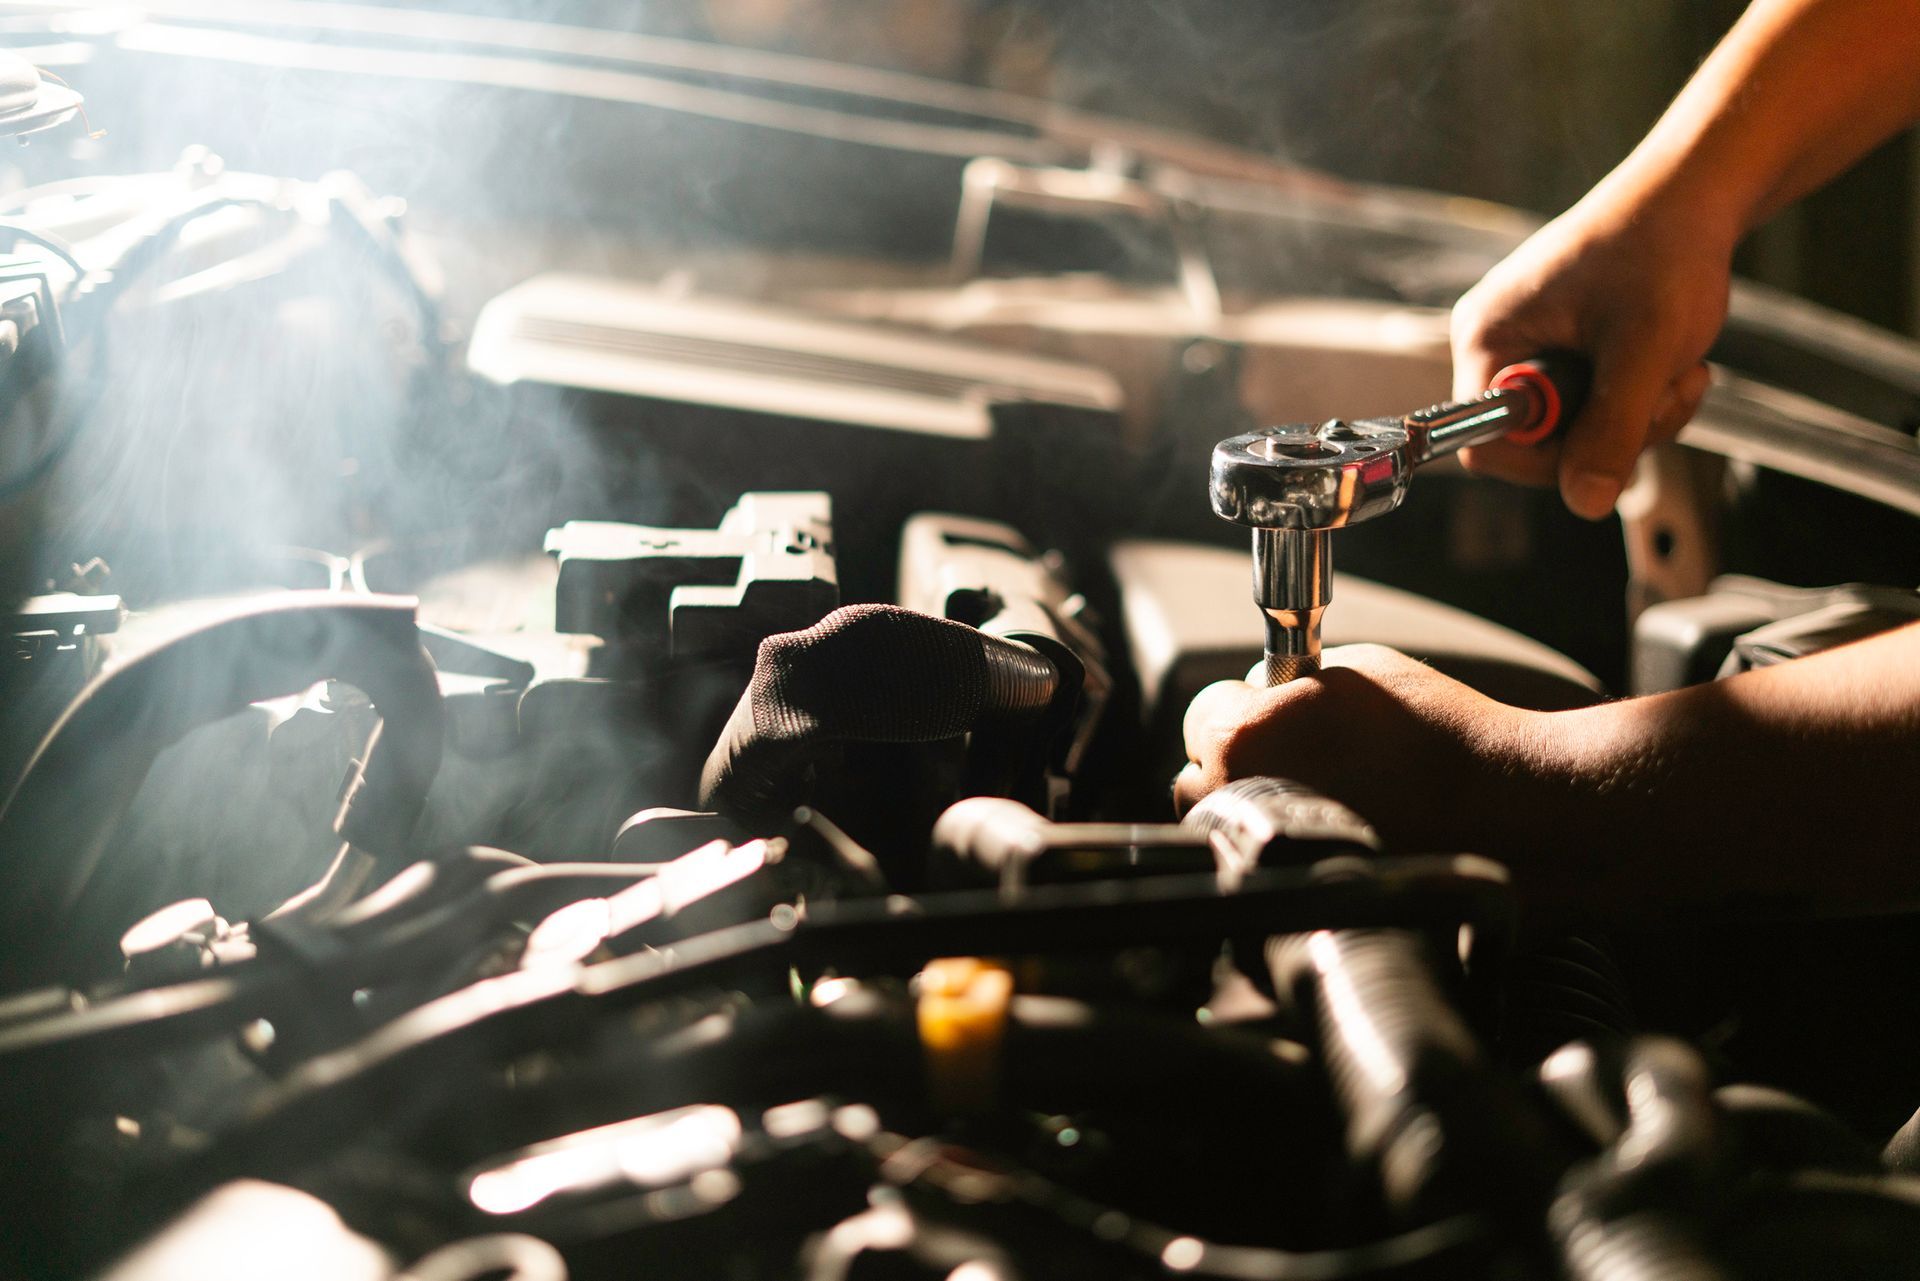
[1596,0,1920,241]
[1494,623,1920,921]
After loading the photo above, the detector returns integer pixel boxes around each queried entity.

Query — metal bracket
[546,492,838,662]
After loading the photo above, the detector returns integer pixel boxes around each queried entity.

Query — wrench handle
[1490,350,1593,446]
[1406,350,1594,461]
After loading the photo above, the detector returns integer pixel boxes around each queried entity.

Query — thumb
[1556,344,1668,520]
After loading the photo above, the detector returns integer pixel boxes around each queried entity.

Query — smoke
[0,6,663,923]
[18,33,591,589]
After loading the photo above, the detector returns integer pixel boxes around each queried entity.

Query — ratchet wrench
[1209,353,1592,685]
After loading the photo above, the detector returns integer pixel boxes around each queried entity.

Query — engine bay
[5,8,1920,1279]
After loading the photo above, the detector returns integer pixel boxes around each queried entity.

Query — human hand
[1449,183,1730,520]
[1173,645,1542,855]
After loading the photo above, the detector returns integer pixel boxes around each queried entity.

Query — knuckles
[1210,715,1277,780]
[1208,676,1341,779]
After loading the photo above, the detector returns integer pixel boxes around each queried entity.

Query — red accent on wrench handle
[1491,351,1592,446]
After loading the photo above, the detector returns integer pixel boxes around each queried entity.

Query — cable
[396,1234,567,1281]
[0,220,83,284]
[69,193,282,326]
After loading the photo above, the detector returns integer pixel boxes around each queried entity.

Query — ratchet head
[1209,417,1415,532]
[1210,353,1592,534]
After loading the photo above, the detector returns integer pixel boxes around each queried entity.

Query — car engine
[4,7,1920,1279]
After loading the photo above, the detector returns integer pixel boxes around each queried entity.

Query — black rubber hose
[1181,774,1383,877]
[1187,777,1553,1221]
[699,604,1056,825]
[1549,1191,1732,1281]
[1266,927,1554,1222]
[1549,1037,1731,1281]
[234,989,1329,1181]
[0,592,443,988]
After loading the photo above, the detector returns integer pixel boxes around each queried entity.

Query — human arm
[1174,624,1920,924]
[1452,0,1920,519]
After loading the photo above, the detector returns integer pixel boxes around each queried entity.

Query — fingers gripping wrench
[1209,354,1592,686]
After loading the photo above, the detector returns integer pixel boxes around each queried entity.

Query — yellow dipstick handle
[917,957,1014,1115]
